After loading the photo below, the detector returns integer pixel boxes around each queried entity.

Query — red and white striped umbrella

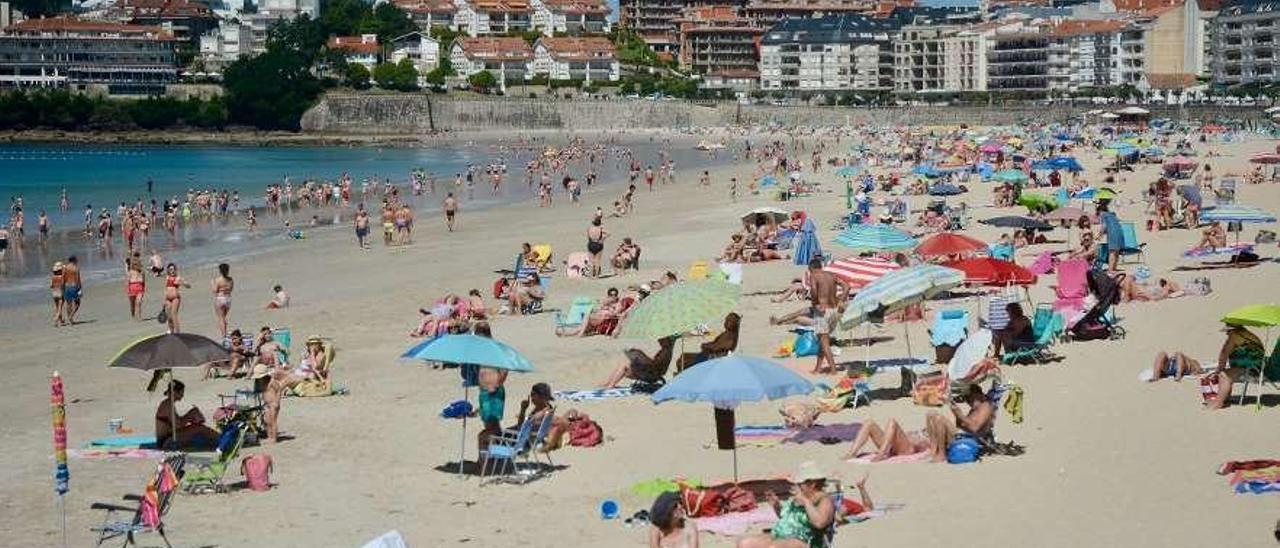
[1249,152,1280,165]
[825,257,902,290]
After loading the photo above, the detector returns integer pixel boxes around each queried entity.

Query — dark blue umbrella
[792,217,822,266]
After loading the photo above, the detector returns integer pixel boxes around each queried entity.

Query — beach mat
[847,450,933,464]
[695,506,777,536]
[87,435,158,449]
[70,448,167,460]
[782,423,862,444]
[552,387,634,402]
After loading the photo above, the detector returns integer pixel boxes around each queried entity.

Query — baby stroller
[1068,270,1126,341]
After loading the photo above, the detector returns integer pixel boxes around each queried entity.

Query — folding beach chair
[1234,338,1280,411]
[1215,177,1237,206]
[1051,259,1089,313]
[1001,309,1064,365]
[481,417,536,485]
[554,297,595,332]
[527,412,557,473]
[182,421,246,494]
[92,454,186,548]
[1118,222,1146,264]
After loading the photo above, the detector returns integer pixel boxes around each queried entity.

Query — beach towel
[87,435,158,449]
[1219,460,1280,474]
[847,450,933,464]
[695,505,778,536]
[552,387,634,402]
[69,448,167,460]
[782,423,862,444]
[629,477,704,498]
[1183,244,1253,258]
[1234,480,1280,494]
[361,531,408,548]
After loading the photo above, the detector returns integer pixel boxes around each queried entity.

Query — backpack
[568,416,603,447]
[680,487,725,518]
[793,331,819,357]
[946,434,981,464]
[240,454,273,492]
[720,486,757,513]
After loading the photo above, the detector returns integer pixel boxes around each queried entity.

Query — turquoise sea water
[0,141,727,304]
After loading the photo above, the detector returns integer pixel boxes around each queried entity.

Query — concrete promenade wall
[300,94,1269,133]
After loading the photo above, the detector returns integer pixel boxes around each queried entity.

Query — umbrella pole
[732,446,739,484]
[903,322,913,360]
[459,385,468,477]
[168,373,177,451]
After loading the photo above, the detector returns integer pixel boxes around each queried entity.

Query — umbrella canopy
[948,328,994,380]
[400,334,534,372]
[742,207,790,224]
[1044,206,1094,223]
[825,256,902,290]
[1222,304,1280,327]
[835,165,860,178]
[840,264,965,327]
[792,218,823,266]
[1163,155,1198,169]
[1099,112,1120,120]
[1201,205,1277,224]
[832,224,918,252]
[1249,152,1280,165]
[52,372,69,496]
[107,333,229,371]
[758,175,777,187]
[980,216,1053,231]
[1017,192,1058,214]
[1117,106,1150,115]
[992,169,1028,183]
[651,355,814,408]
[916,232,987,258]
[943,258,1037,286]
[1033,156,1083,172]
[620,279,741,339]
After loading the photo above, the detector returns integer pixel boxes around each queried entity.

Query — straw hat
[52,261,64,272]
[305,335,323,345]
[794,461,826,483]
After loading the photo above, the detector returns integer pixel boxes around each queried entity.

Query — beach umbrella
[1044,206,1093,224]
[651,355,813,481]
[928,183,963,196]
[980,216,1053,231]
[619,279,740,340]
[1117,106,1150,115]
[107,333,230,451]
[943,258,1037,286]
[792,217,822,267]
[992,169,1028,183]
[825,256,902,290]
[832,223,918,252]
[947,328,994,381]
[742,207,790,225]
[758,175,777,187]
[1249,152,1280,165]
[1222,304,1280,327]
[401,334,534,476]
[1100,112,1120,120]
[1200,205,1277,224]
[1038,156,1083,172]
[840,264,965,328]
[51,372,69,547]
[1017,193,1058,214]
[913,165,943,178]
[835,165,860,178]
[916,232,987,259]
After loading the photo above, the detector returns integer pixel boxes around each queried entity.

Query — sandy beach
[2,128,1279,548]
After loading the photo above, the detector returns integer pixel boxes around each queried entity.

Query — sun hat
[306,335,323,345]
[250,364,272,380]
[52,261,64,272]
[794,460,826,483]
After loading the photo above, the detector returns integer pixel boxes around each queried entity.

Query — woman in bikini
[211,263,234,338]
[163,263,191,333]
[125,256,146,321]
[587,218,608,278]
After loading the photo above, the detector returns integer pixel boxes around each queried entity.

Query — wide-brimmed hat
[250,363,272,380]
[305,335,323,345]
[794,461,826,483]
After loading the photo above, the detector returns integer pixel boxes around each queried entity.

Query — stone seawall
[300,94,1268,133]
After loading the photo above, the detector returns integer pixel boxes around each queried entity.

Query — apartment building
[894,24,988,92]
[620,0,699,53]
[0,16,178,94]
[454,0,533,37]
[390,31,442,74]
[986,29,1070,93]
[329,34,380,70]
[742,0,877,27]
[1208,0,1280,86]
[759,14,897,92]
[677,5,763,81]
[530,36,619,81]
[450,36,532,88]
[394,0,459,31]
[531,0,610,36]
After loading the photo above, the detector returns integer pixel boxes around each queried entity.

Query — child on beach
[266,285,289,309]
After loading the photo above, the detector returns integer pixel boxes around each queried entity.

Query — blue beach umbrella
[833,223,918,252]
[401,334,533,476]
[1200,205,1277,224]
[992,169,1028,184]
[652,355,814,481]
[835,165,860,178]
[792,217,823,266]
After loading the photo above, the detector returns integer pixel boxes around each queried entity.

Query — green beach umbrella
[992,169,1028,184]
[1222,304,1280,328]
[1018,192,1058,214]
[620,279,741,339]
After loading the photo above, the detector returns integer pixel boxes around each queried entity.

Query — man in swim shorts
[62,255,83,323]
[442,193,458,232]
[477,366,508,454]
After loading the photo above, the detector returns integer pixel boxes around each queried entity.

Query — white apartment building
[530,0,610,36]
[942,28,987,92]
[530,36,618,82]
[759,14,897,92]
[450,36,532,89]
[453,0,533,37]
[390,31,442,75]
[198,20,251,70]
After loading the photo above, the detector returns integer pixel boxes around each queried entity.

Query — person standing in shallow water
[211,263,234,338]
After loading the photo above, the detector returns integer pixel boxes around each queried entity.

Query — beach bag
[946,434,981,464]
[241,454,273,492]
[568,416,603,447]
[720,486,757,513]
[1200,372,1220,404]
[680,487,724,518]
[156,307,168,325]
[912,374,947,407]
[793,331,819,357]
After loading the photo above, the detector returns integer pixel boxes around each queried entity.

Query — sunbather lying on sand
[1147,351,1203,382]
[1117,275,1183,302]
[772,277,808,303]
[843,385,994,463]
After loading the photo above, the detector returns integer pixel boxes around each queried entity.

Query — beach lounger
[1001,308,1064,365]
[1235,338,1280,411]
[1118,222,1146,264]
[554,297,595,332]
[481,417,536,485]
[91,453,186,547]
[1215,177,1237,206]
[1051,259,1089,313]
[182,421,246,494]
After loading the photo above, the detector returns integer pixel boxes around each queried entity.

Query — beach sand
[2,131,1278,547]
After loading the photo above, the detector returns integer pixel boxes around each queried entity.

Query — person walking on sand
[163,263,191,333]
[380,202,395,246]
[50,262,66,326]
[443,193,458,232]
[354,205,370,249]
[126,256,146,321]
[62,256,83,324]
[396,204,414,244]
[211,263,234,338]
[807,258,846,374]
[587,218,608,278]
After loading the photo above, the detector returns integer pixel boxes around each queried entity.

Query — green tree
[393,58,419,91]
[267,14,326,65]
[320,0,369,37]
[424,66,448,89]
[373,62,398,89]
[224,49,324,130]
[10,0,70,17]
[468,70,498,92]
[365,3,417,44]
[346,62,372,89]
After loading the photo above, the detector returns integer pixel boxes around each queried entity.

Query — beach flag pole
[51,371,69,548]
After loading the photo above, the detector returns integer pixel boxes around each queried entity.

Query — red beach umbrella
[1249,152,1280,165]
[824,257,901,290]
[944,258,1037,286]
[916,232,987,258]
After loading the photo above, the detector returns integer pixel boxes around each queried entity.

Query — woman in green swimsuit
[1209,324,1276,409]
[737,461,835,548]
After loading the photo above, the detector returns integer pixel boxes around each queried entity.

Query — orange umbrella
[944,258,1037,286]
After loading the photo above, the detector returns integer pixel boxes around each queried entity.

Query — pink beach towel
[846,450,933,464]
[694,505,778,536]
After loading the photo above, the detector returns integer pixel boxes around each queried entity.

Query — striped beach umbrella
[840,264,965,328]
[1248,152,1280,165]
[1201,205,1277,224]
[832,223,918,252]
[824,256,902,290]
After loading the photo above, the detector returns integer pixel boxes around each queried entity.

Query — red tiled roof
[5,16,174,38]
[394,0,457,14]
[542,0,609,15]
[329,35,380,54]
[455,36,533,60]
[1051,19,1128,37]
[120,0,214,18]
[1110,0,1181,12]
[472,0,531,13]
[537,36,615,60]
